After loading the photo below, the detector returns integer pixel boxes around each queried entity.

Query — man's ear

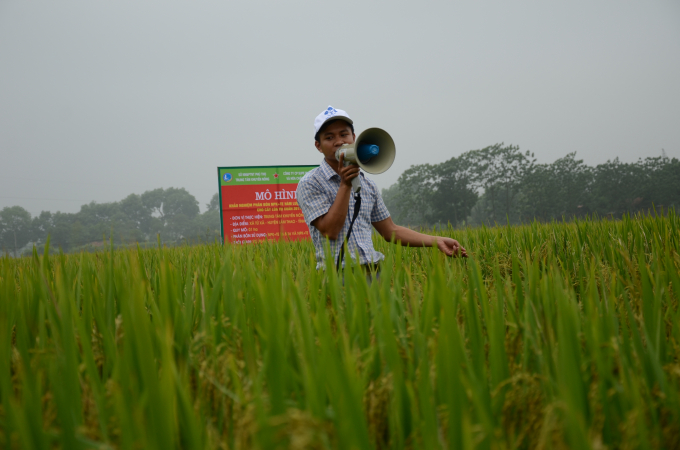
[314,140,322,152]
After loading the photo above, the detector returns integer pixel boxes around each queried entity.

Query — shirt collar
[320,158,339,180]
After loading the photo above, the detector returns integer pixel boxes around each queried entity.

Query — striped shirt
[296,159,391,269]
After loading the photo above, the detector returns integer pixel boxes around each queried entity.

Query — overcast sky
[1,0,679,216]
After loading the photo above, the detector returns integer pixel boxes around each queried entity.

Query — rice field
[1,211,679,449]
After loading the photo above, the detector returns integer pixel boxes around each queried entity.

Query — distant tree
[141,188,166,218]
[193,209,221,243]
[31,211,54,244]
[69,220,87,249]
[428,156,478,226]
[637,156,680,212]
[187,193,222,243]
[382,163,435,227]
[589,158,647,216]
[12,154,673,255]
[2,186,278,253]
[140,187,200,241]
[382,155,478,228]
[466,144,535,223]
[518,153,592,221]
[163,188,200,220]
[77,201,123,244]
[162,188,200,241]
[48,212,77,252]
[380,184,402,221]
[120,193,153,235]
[0,206,32,257]
[206,193,220,212]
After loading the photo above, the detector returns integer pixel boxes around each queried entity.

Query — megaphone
[335,127,396,193]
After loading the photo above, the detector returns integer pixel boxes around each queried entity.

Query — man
[296,106,468,273]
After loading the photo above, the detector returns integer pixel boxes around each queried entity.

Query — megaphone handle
[342,158,362,193]
[351,175,361,193]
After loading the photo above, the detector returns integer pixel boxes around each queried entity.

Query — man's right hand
[338,153,360,188]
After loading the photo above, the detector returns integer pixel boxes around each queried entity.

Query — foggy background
[1,0,679,217]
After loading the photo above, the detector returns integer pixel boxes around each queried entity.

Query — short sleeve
[296,178,331,226]
[370,182,390,223]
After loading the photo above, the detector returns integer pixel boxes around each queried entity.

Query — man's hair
[314,119,354,143]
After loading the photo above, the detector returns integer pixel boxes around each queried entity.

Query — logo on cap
[324,106,338,117]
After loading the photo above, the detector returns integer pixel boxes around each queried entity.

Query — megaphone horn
[335,127,396,193]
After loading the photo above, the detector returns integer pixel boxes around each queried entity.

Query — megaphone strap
[336,192,362,272]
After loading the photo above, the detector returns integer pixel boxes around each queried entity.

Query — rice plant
[1,210,679,449]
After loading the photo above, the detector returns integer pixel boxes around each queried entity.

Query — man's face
[315,120,355,162]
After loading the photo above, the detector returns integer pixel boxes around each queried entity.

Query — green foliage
[206,193,220,212]
[381,163,437,226]
[427,156,478,226]
[465,143,536,223]
[0,206,32,257]
[1,188,220,255]
[384,145,680,227]
[384,153,479,228]
[517,152,591,221]
[1,212,679,449]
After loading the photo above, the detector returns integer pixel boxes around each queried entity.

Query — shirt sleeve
[370,181,391,223]
[296,178,331,226]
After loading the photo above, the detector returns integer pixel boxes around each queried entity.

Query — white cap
[314,106,353,136]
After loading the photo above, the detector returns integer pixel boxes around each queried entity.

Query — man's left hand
[436,237,468,258]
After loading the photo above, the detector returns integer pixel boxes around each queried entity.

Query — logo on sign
[223,173,233,182]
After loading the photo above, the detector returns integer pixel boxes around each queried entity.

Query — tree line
[382,144,680,228]
[3,145,678,256]
[0,188,221,257]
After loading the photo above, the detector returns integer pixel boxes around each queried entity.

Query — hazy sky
[2,0,679,216]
